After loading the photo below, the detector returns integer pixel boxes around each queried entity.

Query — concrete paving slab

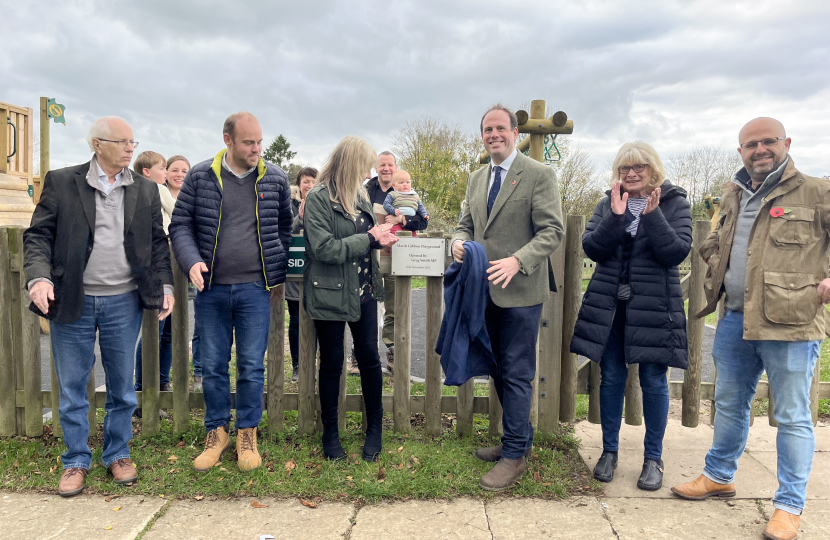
[574,418,714,451]
[485,497,616,539]
[142,498,353,540]
[604,498,766,539]
[0,493,165,540]
[761,500,830,539]
[579,446,778,499]
[350,499,490,540]
[748,450,830,500]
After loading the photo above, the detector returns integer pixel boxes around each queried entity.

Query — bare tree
[665,146,742,219]
[551,142,605,217]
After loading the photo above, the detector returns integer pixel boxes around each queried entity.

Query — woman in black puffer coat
[570,141,692,492]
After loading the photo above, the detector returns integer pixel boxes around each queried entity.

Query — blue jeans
[195,281,270,431]
[50,291,143,470]
[485,300,543,460]
[134,316,172,390]
[705,310,820,514]
[598,303,669,460]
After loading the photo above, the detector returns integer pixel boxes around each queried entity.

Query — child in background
[383,170,429,235]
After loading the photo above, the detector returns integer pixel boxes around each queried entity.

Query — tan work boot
[108,458,138,484]
[479,457,527,491]
[193,425,231,472]
[671,474,736,500]
[236,427,262,472]
[763,509,801,540]
[58,468,87,497]
[474,444,533,462]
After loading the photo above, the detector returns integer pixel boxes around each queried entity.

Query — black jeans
[286,299,299,367]
[313,299,383,428]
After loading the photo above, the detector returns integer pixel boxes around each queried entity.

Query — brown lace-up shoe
[763,509,801,540]
[474,444,533,462]
[236,427,262,472]
[671,474,736,500]
[193,425,231,472]
[108,458,138,484]
[58,468,87,497]
[479,457,527,492]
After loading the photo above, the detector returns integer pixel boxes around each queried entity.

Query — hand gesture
[425,215,430,221]
[395,209,401,216]
[385,214,403,225]
[375,230,399,248]
[190,261,208,291]
[452,241,465,263]
[28,281,54,315]
[611,182,628,215]
[487,256,521,289]
[642,187,661,215]
[368,223,393,240]
[159,294,175,320]
[818,278,830,304]
[298,199,306,219]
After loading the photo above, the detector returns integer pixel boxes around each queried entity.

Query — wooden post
[682,221,709,427]
[141,309,161,435]
[392,235,412,433]
[424,237,444,435]
[624,365,643,425]
[297,282,316,434]
[538,244,565,432]
[456,379,474,437]
[488,378,503,437]
[559,215,584,422]
[86,375,96,437]
[39,97,50,189]
[49,345,62,437]
[171,252,190,432]
[266,284,286,434]
[588,361,601,424]
[0,229,16,435]
[526,99,545,429]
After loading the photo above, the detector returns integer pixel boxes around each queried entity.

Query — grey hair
[378,150,396,164]
[85,117,123,152]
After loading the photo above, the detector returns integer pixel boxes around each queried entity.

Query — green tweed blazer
[451,151,564,308]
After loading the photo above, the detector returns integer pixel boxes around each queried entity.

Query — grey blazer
[452,152,564,308]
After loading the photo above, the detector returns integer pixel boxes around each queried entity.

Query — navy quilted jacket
[169,150,293,290]
[569,181,693,369]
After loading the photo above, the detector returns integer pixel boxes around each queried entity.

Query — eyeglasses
[740,137,785,150]
[619,164,647,175]
[96,138,140,149]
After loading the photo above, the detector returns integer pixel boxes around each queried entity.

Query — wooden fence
[1,220,828,439]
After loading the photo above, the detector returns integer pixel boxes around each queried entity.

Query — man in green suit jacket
[451,104,564,491]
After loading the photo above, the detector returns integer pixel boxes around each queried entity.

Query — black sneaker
[593,451,618,483]
[637,458,664,491]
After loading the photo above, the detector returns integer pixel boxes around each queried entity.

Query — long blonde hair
[317,136,376,216]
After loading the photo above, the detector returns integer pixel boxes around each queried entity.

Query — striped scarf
[625,196,649,236]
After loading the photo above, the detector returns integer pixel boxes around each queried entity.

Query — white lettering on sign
[391,238,446,277]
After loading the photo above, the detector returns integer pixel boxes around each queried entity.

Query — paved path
[4,418,830,539]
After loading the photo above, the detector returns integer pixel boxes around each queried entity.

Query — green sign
[288,235,305,275]
[46,98,66,125]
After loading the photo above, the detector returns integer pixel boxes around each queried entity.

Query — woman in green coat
[303,136,398,461]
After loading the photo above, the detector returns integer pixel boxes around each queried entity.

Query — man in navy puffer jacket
[169,112,292,473]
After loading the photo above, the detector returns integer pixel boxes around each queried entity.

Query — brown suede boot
[58,468,87,497]
[236,427,262,472]
[474,444,533,463]
[479,457,527,491]
[671,474,736,500]
[193,425,231,472]
[108,458,138,484]
[763,509,801,540]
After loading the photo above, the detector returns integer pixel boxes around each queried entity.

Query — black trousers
[313,299,383,428]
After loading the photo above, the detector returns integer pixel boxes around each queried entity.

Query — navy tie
[487,166,503,217]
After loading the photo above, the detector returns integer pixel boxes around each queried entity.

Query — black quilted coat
[569,181,693,369]
[169,150,293,290]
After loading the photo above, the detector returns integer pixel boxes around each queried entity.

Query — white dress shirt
[222,153,257,178]
[488,148,519,192]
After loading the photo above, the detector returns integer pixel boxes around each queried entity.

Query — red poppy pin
[260,193,264,199]
[770,207,784,217]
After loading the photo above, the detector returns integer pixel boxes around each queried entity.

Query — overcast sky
[2,0,828,176]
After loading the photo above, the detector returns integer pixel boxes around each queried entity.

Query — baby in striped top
[383,170,430,221]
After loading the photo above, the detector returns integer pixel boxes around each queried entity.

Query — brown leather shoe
[108,458,138,484]
[474,444,533,462]
[58,468,87,497]
[763,509,801,540]
[236,427,262,472]
[671,474,736,500]
[479,457,527,491]
[194,425,231,472]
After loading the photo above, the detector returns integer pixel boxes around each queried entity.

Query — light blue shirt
[94,156,126,196]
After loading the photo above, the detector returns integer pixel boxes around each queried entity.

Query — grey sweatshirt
[723,158,789,312]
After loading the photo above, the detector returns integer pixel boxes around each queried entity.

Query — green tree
[262,134,297,168]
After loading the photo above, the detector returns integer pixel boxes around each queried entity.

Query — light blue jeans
[50,291,143,470]
[704,310,820,514]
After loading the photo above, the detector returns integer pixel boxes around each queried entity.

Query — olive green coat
[302,184,384,321]
[698,158,830,341]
